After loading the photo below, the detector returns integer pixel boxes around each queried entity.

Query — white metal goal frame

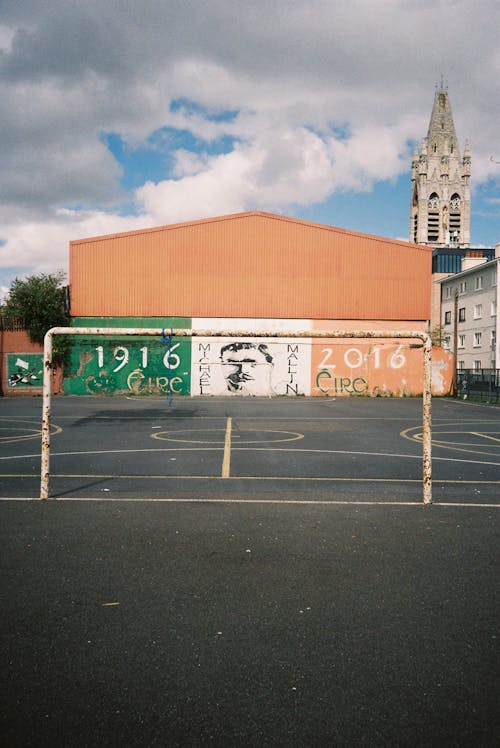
[40,327,433,503]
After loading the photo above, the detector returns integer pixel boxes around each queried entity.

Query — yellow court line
[222,417,232,478]
[470,432,500,443]
[404,437,500,460]
[0,422,62,444]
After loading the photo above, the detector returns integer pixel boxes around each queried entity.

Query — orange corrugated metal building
[69,211,432,322]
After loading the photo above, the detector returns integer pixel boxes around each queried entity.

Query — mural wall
[191,338,311,396]
[63,336,191,396]
[311,341,452,397]
[1,328,63,395]
[63,317,191,396]
[7,353,43,390]
[59,317,454,397]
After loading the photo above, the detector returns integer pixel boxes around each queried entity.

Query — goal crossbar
[41,327,432,503]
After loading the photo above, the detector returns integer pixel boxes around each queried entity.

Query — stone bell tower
[410,83,470,247]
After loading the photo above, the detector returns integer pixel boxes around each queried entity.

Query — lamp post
[452,287,459,396]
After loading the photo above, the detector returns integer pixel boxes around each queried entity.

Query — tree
[2,271,69,344]
[430,323,450,348]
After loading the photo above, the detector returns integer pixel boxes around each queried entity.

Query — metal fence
[457,369,500,403]
[0,316,27,331]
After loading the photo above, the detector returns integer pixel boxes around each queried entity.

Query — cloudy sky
[1,0,499,297]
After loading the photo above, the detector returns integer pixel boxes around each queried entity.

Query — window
[444,286,451,300]
[458,361,465,370]
[491,300,497,317]
[444,311,451,325]
[491,331,496,347]
[474,332,482,347]
[427,193,439,242]
[433,254,461,273]
[458,307,466,322]
[473,304,483,319]
[449,194,461,242]
[475,275,483,290]
[459,280,467,294]
[473,360,481,372]
[492,268,497,287]
[458,334,465,348]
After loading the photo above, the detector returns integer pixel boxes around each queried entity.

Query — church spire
[409,84,470,247]
[426,83,459,158]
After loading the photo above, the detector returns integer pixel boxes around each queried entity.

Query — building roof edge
[69,210,432,253]
[437,257,499,284]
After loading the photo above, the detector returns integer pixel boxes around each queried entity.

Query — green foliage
[430,324,450,348]
[2,271,69,345]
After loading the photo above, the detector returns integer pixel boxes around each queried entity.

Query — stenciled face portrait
[220,342,274,395]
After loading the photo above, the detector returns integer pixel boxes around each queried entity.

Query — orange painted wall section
[70,212,432,321]
[310,340,454,397]
[308,320,453,396]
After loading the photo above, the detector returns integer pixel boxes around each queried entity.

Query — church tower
[410,83,470,247]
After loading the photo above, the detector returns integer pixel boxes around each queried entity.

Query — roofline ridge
[70,210,429,251]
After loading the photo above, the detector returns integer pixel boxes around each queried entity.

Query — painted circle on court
[401,421,500,458]
[151,428,304,444]
[0,417,62,444]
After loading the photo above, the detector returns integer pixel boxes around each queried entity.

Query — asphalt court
[2,395,499,745]
[0,395,498,503]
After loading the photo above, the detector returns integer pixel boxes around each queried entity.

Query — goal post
[41,327,433,503]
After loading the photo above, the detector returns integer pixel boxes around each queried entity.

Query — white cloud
[137,150,250,224]
[0,0,499,286]
[0,210,153,280]
[0,24,15,53]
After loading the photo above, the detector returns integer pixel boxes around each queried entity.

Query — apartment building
[439,254,499,371]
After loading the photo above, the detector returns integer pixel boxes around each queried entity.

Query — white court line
[438,398,500,410]
[6,413,498,422]
[2,473,498,485]
[235,448,500,467]
[0,496,498,507]
[1,446,499,467]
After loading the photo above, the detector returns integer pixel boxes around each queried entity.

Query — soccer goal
[40,327,433,503]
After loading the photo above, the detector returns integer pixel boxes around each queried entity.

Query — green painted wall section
[71,317,191,329]
[64,317,192,396]
[7,353,43,390]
